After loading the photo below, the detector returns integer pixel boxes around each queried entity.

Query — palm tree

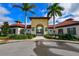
[47,3,64,35]
[13,3,36,34]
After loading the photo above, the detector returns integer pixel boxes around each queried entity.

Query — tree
[47,3,64,35]
[2,22,10,35]
[13,3,36,34]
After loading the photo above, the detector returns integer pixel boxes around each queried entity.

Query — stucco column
[16,28,21,35]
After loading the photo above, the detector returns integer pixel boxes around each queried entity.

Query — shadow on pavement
[55,41,79,52]
[33,40,62,56]
[45,41,79,53]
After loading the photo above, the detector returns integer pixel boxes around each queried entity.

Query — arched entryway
[36,24,44,36]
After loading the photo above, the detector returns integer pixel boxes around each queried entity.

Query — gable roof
[10,24,31,28]
[56,18,79,28]
[10,23,25,28]
[48,25,54,29]
[48,18,79,29]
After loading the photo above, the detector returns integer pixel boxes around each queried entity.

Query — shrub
[0,35,7,37]
[31,34,36,37]
[44,34,53,39]
[9,34,36,40]
[58,34,77,40]
[44,34,77,40]
[9,34,28,39]
[27,34,36,39]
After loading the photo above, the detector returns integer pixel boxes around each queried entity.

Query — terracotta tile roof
[27,25,31,28]
[10,23,31,28]
[48,18,79,29]
[10,23,25,28]
[56,18,79,28]
[48,25,54,29]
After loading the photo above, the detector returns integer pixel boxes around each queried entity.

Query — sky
[0,3,79,26]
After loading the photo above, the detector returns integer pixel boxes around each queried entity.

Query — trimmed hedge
[9,34,36,40]
[9,34,27,39]
[44,34,53,39]
[44,34,78,40]
[58,34,77,40]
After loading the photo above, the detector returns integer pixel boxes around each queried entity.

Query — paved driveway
[0,40,79,56]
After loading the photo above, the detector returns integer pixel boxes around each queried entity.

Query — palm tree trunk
[24,11,27,35]
[53,15,55,36]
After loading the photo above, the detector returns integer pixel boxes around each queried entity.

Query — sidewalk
[32,36,46,40]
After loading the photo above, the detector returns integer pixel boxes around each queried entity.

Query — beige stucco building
[1,17,79,37]
[30,17,50,35]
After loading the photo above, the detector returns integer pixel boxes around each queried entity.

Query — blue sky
[0,3,48,25]
[0,3,79,25]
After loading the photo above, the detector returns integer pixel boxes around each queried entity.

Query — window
[45,27,48,31]
[67,27,76,35]
[49,30,53,34]
[13,29,16,34]
[32,27,34,31]
[28,30,30,32]
[58,29,63,35]
[50,30,52,32]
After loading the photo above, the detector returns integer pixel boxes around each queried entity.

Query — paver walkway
[32,36,46,40]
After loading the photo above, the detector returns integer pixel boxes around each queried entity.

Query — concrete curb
[43,39,79,44]
[0,39,79,44]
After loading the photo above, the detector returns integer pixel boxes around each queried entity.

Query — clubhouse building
[0,17,79,36]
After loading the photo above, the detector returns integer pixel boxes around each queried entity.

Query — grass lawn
[0,36,9,44]
[0,36,8,39]
[0,42,7,44]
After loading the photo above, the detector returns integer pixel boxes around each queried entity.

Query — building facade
[0,17,79,36]
[30,17,50,35]
[9,21,31,35]
[54,18,79,37]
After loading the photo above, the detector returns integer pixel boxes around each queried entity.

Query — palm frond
[47,10,53,17]
[53,3,59,7]
[22,3,36,11]
[47,3,64,17]
[13,5,23,9]
[47,11,51,17]
[29,10,35,14]
[56,6,64,11]
[29,4,36,8]
[56,11,62,16]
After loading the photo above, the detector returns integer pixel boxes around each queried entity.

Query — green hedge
[44,34,53,39]
[44,34,78,40]
[9,34,36,40]
[58,34,77,40]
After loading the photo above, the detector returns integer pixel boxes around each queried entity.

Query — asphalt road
[0,41,79,56]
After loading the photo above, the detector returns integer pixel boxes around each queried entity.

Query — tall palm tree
[47,3,64,35]
[13,3,36,34]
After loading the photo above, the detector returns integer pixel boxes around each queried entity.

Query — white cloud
[0,16,15,25]
[41,9,46,13]
[59,3,72,13]
[48,16,60,25]
[0,22,3,26]
[44,13,47,17]
[60,3,79,18]
[72,16,79,21]
[0,6,15,26]
[0,16,13,22]
[0,6,10,15]
[48,3,79,25]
